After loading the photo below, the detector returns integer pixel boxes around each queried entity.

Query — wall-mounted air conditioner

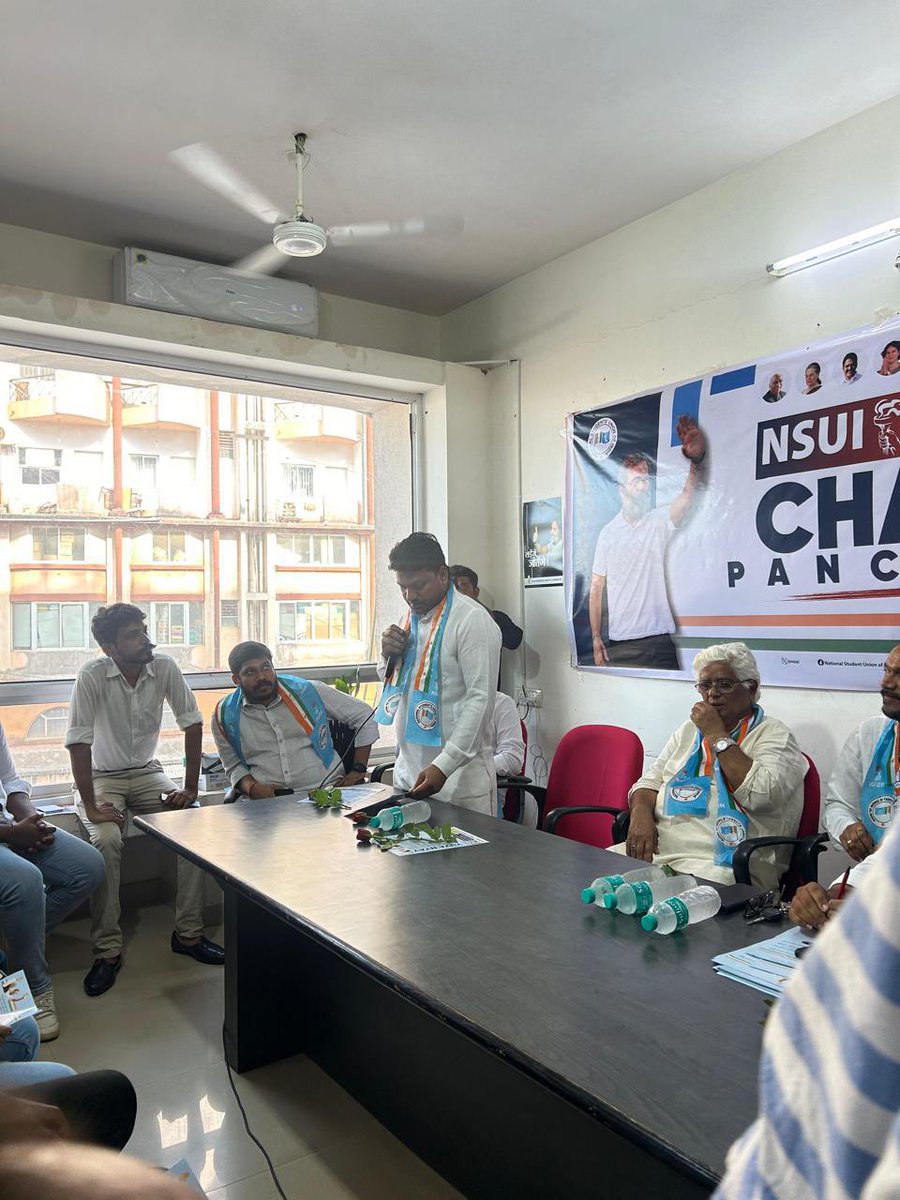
[114,248,319,339]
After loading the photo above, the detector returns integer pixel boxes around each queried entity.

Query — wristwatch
[713,737,736,755]
[351,761,369,775]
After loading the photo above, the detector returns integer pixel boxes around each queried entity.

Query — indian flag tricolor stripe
[277,683,314,734]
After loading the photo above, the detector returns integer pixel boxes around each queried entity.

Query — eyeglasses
[694,679,749,695]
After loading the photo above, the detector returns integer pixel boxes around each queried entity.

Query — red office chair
[531,725,645,844]
[731,754,827,896]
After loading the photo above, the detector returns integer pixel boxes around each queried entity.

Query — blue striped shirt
[715,823,900,1199]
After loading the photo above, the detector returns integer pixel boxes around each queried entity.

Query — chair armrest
[370,763,394,783]
[731,832,828,886]
[497,774,532,787]
[544,805,625,836]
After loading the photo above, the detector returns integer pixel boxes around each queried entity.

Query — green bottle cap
[641,914,658,932]
[580,888,596,904]
[601,894,617,909]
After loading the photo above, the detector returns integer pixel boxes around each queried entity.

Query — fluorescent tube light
[767,219,900,277]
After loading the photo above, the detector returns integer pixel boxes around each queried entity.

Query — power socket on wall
[519,686,543,709]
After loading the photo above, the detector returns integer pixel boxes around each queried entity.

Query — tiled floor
[41,902,463,1199]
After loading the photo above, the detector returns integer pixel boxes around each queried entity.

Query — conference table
[136,796,784,1199]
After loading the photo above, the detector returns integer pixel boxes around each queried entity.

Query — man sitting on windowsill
[212,641,378,799]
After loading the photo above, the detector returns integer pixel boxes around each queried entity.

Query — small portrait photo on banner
[523,497,563,587]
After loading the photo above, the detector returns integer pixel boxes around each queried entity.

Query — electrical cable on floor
[222,1024,289,1200]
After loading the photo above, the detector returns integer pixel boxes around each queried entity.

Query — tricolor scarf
[214,675,333,771]
[860,719,899,845]
[663,705,764,867]
[375,588,453,746]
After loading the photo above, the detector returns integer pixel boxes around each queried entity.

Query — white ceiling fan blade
[230,242,287,276]
[169,143,286,227]
[326,215,464,246]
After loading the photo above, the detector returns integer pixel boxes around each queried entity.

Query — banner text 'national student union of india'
[565,320,900,691]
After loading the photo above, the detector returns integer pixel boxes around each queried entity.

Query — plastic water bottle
[641,885,722,934]
[608,874,698,915]
[370,800,432,831]
[581,865,665,906]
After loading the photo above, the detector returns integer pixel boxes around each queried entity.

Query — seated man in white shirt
[66,604,224,999]
[377,533,501,815]
[211,641,378,798]
[789,645,900,928]
[822,643,900,864]
[617,642,808,889]
[491,691,528,822]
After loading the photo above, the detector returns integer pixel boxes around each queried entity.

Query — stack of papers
[712,926,814,998]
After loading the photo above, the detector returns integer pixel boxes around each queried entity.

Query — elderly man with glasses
[614,642,808,889]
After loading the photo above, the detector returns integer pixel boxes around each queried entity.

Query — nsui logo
[587,417,618,461]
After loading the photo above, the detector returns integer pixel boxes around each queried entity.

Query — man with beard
[67,604,224,997]
[589,414,707,670]
[789,645,900,930]
[212,642,377,799]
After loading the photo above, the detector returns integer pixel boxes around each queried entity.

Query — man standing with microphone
[378,533,501,815]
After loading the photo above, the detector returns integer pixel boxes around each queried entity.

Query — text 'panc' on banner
[565,322,900,690]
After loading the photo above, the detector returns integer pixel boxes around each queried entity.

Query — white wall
[441,93,900,787]
[0,221,441,360]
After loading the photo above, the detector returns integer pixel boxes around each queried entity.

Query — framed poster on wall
[523,497,563,587]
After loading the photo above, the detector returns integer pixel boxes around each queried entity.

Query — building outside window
[0,348,412,790]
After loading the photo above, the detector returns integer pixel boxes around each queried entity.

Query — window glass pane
[278,604,295,641]
[12,605,31,650]
[58,529,84,561]
[61,604,85,648]
[170,604,186,645]
[221,600,239,627]
[313,602,329,639]
[297,602,311,640]
[188,603,203,646]
[33,528,58,559]
[36,604,60,648]
[349,601,361,640]
[331,536,347,565]
[154,604,171,644]
[330,602,346,639]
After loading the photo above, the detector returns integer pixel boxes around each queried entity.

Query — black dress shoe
[84,956,122,997]
[170,933,225,965]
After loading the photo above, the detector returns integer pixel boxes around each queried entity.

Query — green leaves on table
[369,821,459,851]
[310,787,349,810]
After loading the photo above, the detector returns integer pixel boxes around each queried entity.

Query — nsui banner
[565,321,900,690]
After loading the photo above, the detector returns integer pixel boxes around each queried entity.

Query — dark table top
[136,798,779,1183]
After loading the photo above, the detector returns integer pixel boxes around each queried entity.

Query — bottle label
[667,896,690,929]
[603,874,625,891]
[378,807,402,831]
[630,881,653,913]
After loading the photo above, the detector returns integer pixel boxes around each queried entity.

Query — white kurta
[822,715,895,847]
[378,591,501,814]
[613,714,808,889]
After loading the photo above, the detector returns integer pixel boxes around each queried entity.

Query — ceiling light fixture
[767,218,900,277]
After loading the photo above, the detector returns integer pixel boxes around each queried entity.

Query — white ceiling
[2,0,899,315]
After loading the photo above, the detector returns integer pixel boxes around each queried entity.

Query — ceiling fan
[170,132,462,275]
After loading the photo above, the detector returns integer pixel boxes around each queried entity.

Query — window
[276,533,350,564]
[32,527,86,561]
[129,454,158,490]
[149,602,203,646]
[220,600,240,627]
[282,463,314,496]
[19,447,62,486]
[278,600,361,642]
[26,706,70,741]
[218,432,235,459]
[12,602,96,650]
[152,531,186,562]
